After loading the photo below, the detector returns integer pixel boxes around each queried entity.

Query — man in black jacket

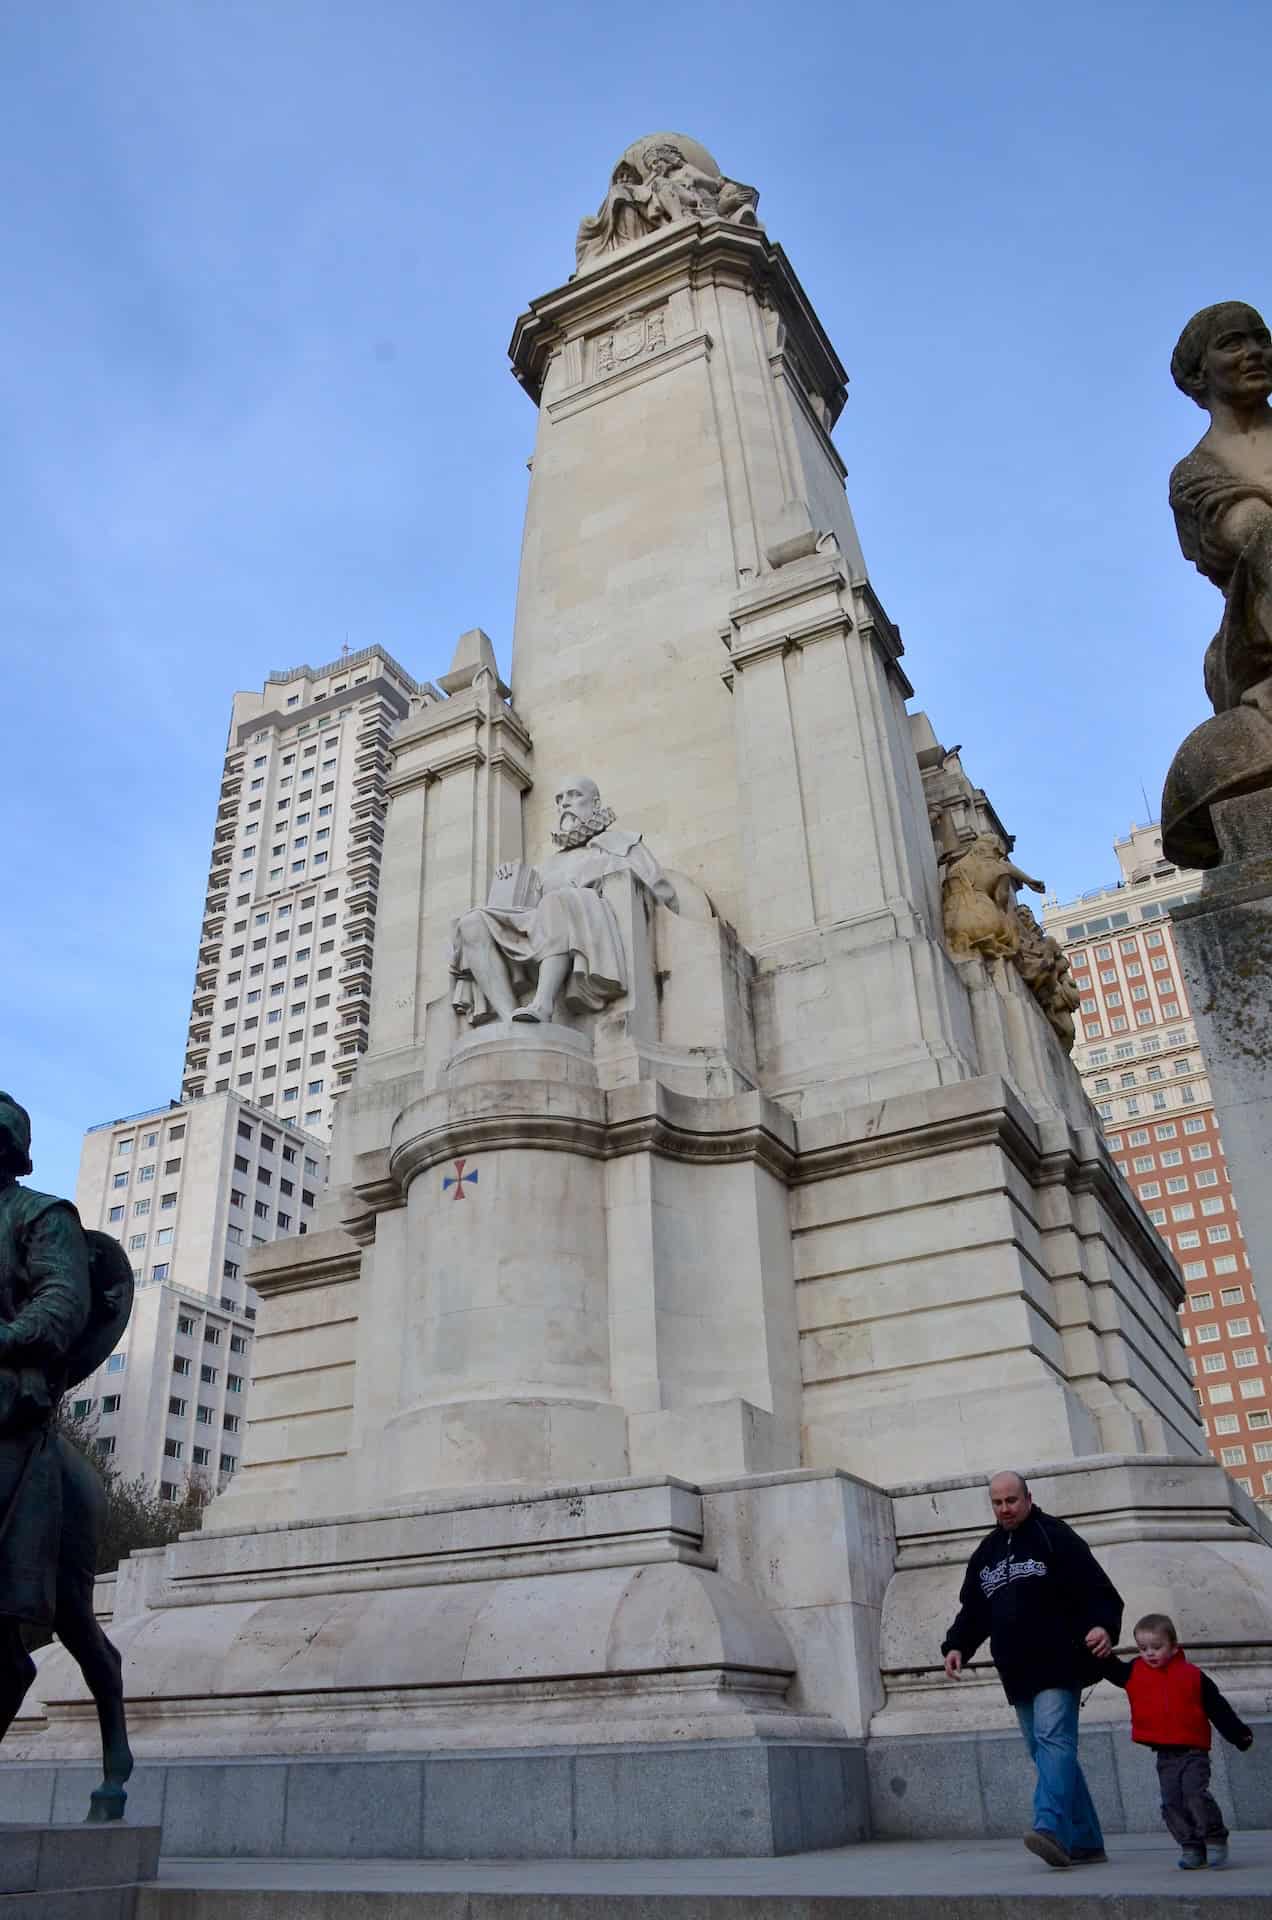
[942,1470,1123,1870]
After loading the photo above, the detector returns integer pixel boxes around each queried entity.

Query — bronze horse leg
[54,1436,133,1822]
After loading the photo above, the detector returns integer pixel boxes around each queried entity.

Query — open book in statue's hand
[486,861,542,910]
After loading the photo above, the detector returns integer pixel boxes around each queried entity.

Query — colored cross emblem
[442,1158,479,1201]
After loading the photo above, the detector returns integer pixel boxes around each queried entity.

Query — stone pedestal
[1171,787,1272,1338]
[0,1822,158,1917]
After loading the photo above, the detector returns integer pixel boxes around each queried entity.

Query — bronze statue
[0,1091,134,1820]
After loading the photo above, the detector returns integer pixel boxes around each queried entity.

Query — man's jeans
[1014,1687,1104,1851]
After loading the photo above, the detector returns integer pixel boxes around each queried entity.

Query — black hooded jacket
[941,1505,1124,1705]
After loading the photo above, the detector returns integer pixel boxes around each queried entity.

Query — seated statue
[1170,302,1272,721]
[451,776,677,1027]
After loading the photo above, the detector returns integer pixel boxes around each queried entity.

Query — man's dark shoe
[1070,1847,1108,1864]
[1207,1842,1228,1870]
[1177,1847,1207,1870]
[1024,1830,1072,1869]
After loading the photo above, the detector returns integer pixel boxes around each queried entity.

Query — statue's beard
[552,804,615,850]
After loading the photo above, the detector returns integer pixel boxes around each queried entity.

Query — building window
[102,1394,120,1414]
[173,1356,191,1377]
[169,1395,187,1417]
[106,1352,126,1373]
[201,1365,218,1385]
[1240,1377,1267,1399]
[1220,1287,1245,1305]
[164,1438,183,1460]
[1196,1323,1220,1342]
[1202,1354,1228,1374]
[1221,1446,1247,1467]
[108,1205,124,1224]
[152,1262,169,1280]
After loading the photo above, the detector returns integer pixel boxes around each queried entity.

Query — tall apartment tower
[1043,824,1272,1508]
[73,1092,329,1494]
[181,645,420,1137]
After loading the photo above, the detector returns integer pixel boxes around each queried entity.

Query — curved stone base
[10,1479,838,1765]
[1161,705,1272,868]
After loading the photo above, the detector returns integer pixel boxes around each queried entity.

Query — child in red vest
[1104,1612,1253,1870]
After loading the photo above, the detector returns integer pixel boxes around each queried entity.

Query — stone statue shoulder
[1170,442,1272,582]
[590,825,643,858]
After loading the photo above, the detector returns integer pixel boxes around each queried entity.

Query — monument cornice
[382,1083,798,1197]
[510,223,848,423]
[791,1081,1041,1190]
[246,1229,362,1299]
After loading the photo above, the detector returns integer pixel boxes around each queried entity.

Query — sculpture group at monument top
[575,132,760,270]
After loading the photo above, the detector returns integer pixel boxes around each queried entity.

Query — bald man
[942,1470,1123,1871]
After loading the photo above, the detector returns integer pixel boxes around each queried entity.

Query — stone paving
[141,1831,1272,1913]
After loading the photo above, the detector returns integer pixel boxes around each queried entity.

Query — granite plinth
[0,1821,159,1919]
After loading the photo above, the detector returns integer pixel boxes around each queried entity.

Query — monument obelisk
[8,136,1271,1859]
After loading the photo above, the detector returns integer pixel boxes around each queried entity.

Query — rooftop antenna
[1139,779,1155,826]
[341,637,351,661]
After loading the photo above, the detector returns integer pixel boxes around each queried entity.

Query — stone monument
[8,139,1271,1858]
[1160,300,1272,1351]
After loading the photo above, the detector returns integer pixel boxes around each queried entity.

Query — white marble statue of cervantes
[450,775,677,1026]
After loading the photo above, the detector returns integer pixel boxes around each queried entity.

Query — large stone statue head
[552,775,616,849]
[1170,301,1272,412]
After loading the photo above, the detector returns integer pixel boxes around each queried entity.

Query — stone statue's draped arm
[1170,449,1272,713]
[621,835,678,911]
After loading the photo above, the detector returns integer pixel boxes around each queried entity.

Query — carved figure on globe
[0,1091,135,1820]
[576,133,759,270]
[1162,302,1272,864]
[450,776,678,1026]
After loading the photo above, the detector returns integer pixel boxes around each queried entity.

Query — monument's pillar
[508,218,867,936]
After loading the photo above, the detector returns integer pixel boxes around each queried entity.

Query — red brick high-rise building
[1043,823,1271,1509]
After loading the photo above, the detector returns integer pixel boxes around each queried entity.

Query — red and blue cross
[442,1158,479,1200]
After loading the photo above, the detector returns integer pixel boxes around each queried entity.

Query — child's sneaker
[1177,1847,1207,1870]
[1208,1842,1229,1870]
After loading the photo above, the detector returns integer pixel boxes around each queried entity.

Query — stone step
[0,1821,159,1919]
[137,1834,1272,1917]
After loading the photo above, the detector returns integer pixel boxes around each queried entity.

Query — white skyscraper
[70,644,421,1494]
[180,644,419,1137]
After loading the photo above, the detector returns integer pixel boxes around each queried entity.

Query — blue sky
[3,1,1268,1198]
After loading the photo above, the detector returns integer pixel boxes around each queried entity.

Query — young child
[1103,1612,1254,1869]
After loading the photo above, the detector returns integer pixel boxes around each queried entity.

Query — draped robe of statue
[1170,448,1272,714]
[0,1173,91,1629]
[451,827,678,1023]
